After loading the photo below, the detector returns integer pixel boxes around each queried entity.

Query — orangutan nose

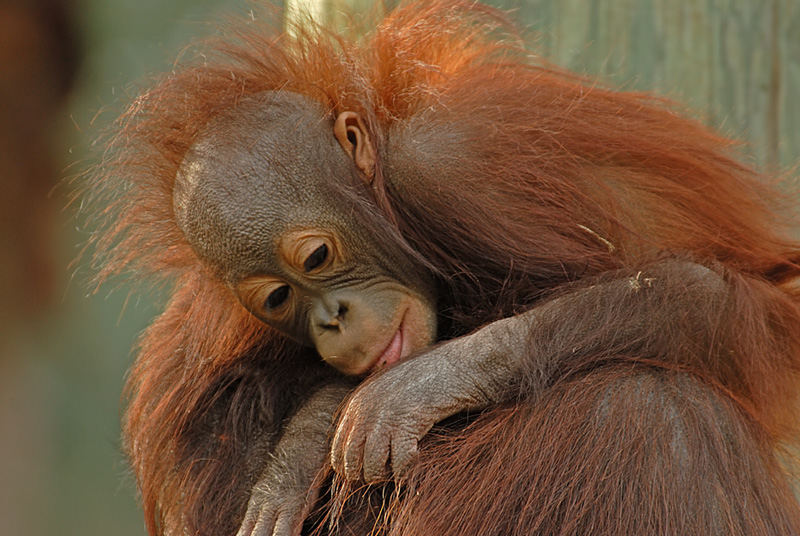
[310,295,349,332]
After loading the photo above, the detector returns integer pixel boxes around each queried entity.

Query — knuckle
[330,434,342,460]
[344,460,361,481]
[343,436,364,481]
[330,424,350,471]
[391,436,419,476]
[363,440,388,482]
[272,512,294,536]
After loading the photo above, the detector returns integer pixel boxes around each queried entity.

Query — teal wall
[2,2,796,535]
[2,2,237,535]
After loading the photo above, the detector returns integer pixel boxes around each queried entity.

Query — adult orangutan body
[94,2,800,535]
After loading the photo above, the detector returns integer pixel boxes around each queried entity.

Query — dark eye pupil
[265,285,290,310]
[303,244,328,272]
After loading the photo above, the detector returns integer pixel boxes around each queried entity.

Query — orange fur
[90,1,800,534]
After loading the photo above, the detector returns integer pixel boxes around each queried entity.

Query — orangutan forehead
[202,91,329,139]
[171,91,364,280]
[182,91,333,177]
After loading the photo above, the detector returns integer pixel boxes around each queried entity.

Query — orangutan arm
[237,381,353,536]
[331,260,729,482]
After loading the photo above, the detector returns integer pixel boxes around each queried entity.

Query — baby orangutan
[97,2,800,535]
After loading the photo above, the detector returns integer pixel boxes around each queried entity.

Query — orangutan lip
[373,315,406,371]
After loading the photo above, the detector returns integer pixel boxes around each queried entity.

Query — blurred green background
[1,1,797,535]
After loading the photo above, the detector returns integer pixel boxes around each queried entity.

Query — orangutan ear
[334,111,376,182]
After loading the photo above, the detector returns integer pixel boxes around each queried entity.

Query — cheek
[402,294,438,353]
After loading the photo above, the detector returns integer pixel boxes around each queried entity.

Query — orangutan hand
[237,384,352,536]
[331,325,520,483]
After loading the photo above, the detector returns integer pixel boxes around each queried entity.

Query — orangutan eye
[303,243,329,272]
[265,285,290,310]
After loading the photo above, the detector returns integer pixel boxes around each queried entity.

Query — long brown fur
[90,1,800,535]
